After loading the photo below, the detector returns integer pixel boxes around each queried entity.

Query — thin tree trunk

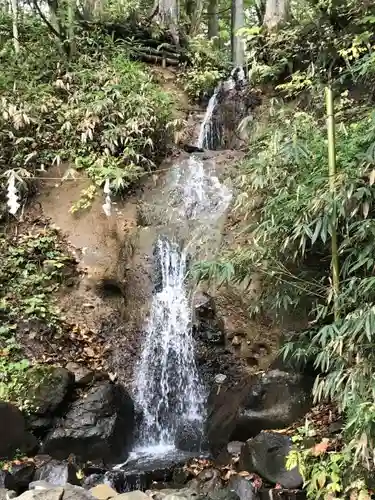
[326,85,340,322]
[67,0,76,57]
[207,0,218,40]
[10,0,20,54]
[189,0,203,36]
[231,0,244,68]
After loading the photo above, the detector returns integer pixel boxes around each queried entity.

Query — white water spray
[132,156,232,455]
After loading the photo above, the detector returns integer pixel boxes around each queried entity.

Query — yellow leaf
[363,201,370,219]
[368,170,375,186]
[76,469,84,480]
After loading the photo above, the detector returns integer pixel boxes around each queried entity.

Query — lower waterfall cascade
[131,155,232,458]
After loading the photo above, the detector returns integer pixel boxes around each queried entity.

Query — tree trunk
[67,0,76,57]
[231,0,244,68]
[153,0,180,46]
[207,0,218,40]
[263,0,289,30]
[10,0,20,54]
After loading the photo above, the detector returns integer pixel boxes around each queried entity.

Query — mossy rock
[21,366,74,416]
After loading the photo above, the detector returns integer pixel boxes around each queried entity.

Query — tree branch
[29,0,62,40]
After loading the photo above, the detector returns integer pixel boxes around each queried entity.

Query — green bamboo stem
[326,85,340,321]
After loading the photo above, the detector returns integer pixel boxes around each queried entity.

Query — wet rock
[171,468,191,486]
[174,422,206,453]
[0,402,37,459]
[196,468,222,495]
[34,458,80,486]
[209,85,261,150]
[1,462,36,493]
[193,293,225,346]
[83,471,124,492]
[206,370,313,455]
[89,484,117,499]
[83,475,105,490]
[227,442,243,455]
[43,381,134,463]
[239,432,303,489]
[208,489,239,500]
[227,475,258,500]
[119,450,197,491]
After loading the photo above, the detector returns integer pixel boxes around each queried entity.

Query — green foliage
[242,1,375,91]
[0,228,71,406]
[286,424,371,499]
[0,14,173,210]
[195,94,375,470]
[179,35,228,99]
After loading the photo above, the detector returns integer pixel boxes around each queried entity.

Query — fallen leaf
[312,438,330,456]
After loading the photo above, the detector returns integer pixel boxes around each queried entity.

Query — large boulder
[239,432,303,489]
[26,367,75,438]
[42,381,134,463]
[15,485,94,499]
[227,475,258,500]
[0,401,37,459]
[206,370,313,455]
[0,462,35,493]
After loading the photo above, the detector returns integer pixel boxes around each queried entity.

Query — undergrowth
[0,228,72,408]
[194,1,375,496]
[178,34,229,100]
[0,14,173,214]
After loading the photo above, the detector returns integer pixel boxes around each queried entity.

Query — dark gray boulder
[42,381,134,463]
[196,468,222,496]
[206,370,313,455]
[228,475,259,500]
[26,368,74,438]
[174,421,206,453]
[193,293,225,346]
[208,490,240,500]
[0,401,37,459]
[239,432,303,489]
[0,462,36,493]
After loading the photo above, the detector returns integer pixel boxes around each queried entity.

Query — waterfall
[132,156,232,456]
[196,89,220,150]
[196,66,246,151]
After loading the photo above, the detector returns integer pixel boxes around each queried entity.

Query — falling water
[197,89,220,150]
[132,156,232,455]
[196,66,246,150]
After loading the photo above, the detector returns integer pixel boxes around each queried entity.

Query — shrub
[0,14,174,212]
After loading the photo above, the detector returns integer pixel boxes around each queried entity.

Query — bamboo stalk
[326,85,340,321]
